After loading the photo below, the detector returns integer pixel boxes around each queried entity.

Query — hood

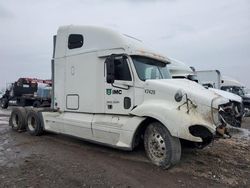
[144,79,229,108]
[208,88,242,103]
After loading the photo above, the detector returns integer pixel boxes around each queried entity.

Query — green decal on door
[106,89,112,95]
[106,89,123,95]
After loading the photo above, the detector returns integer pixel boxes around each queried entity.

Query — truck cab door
[105,55,134,115]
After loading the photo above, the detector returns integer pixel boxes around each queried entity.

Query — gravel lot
[0,108,249,188]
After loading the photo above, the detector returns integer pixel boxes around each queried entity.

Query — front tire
[9,107,27,131]
[144,122,181,169]
[26,110,44,136]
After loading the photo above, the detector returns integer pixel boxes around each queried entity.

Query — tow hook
[216,126,231,139]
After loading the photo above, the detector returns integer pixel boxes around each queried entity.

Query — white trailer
[9,25,232,168]
[196,70,221,89]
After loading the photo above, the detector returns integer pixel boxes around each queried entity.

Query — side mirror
[105,55,115,84]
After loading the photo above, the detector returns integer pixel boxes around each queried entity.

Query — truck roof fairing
[55,25,170,64]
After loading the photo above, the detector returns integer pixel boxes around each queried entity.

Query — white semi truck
[220,76,250,114]
[9,25,233,168]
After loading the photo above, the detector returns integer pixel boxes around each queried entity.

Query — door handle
[124,97,131,109]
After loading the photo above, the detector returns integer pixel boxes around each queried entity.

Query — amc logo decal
[106,89,122,95]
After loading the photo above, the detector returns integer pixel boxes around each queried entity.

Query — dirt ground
[0,109,249,188]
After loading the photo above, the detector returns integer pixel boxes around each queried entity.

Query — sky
[0,0,249,90]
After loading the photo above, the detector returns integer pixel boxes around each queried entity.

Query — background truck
[168,60,244,127]
[9,25,233,169]
[0,91,3,102]
[196,70,250,116]
[1,78,52,109]
[220,76,250,115]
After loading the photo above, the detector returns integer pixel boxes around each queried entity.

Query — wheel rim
[12,114,19,128]
[148,129,167,161]
[28,116,36,131]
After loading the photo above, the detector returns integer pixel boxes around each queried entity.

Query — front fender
[130,99,216,142]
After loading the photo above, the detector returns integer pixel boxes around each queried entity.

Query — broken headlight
[218,102,242,127]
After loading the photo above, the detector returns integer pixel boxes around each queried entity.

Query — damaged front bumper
[218,101,243,127]
[211,100,242,138]
[183,97,234,147]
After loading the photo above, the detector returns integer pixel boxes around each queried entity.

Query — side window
[145,67,161,80]
[68,34,83,49]
[114,59,132,81]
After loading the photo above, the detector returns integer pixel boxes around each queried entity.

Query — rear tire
[144,122,181,169]
[9,107,27,131]
[26,109,44,136]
